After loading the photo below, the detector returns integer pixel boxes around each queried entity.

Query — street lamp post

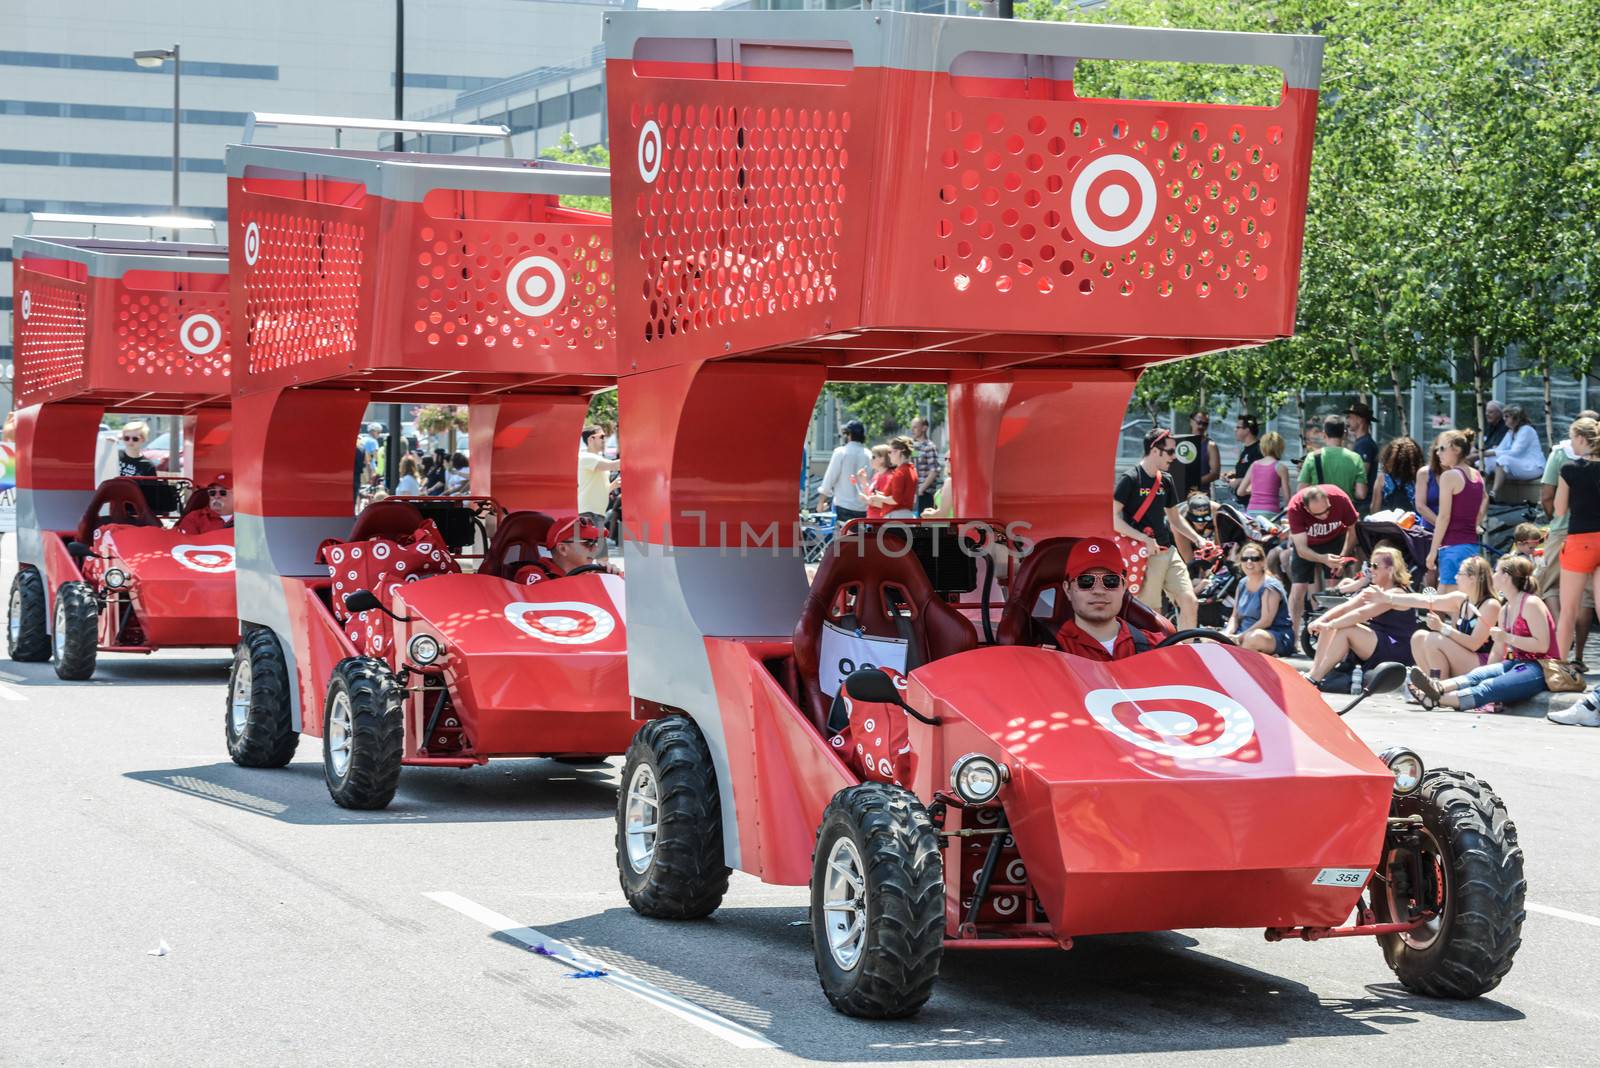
[132,45,181,218]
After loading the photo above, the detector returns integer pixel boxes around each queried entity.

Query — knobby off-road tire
[52,581,99,681]
[323,657,405,810]
[616,716,730,920]
[811,783,944,1019]
[7,569,50,662]
[1373,767,1526,997]
[226,628,299,768]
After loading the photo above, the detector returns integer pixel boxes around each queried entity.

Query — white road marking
[425,891,778,1051]
[0,684,26,702]
[1528,902,1600,929]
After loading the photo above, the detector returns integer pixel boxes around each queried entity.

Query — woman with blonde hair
[1383,554,1501,698]
[1425,428,1487,592]
[1243,431,1290,517]
[1410,555,1556,713]
[1304,546,1419,689]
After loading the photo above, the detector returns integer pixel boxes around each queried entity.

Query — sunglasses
[207,488,230,498]
[1240,554,1265,562]
[577,538,600,550]
[1073,573,1123,591]
[1158,447,1177,456]
[121,435,143,443]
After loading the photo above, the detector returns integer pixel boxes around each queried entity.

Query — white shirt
[817,441,871,512]
[578,448,610,515]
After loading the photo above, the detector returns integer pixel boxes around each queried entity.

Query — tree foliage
[1021,0,1600,432]
[541,132,612,213]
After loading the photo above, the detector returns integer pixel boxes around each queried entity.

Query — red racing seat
[995,536,1174,647]
[481,510,556,578]
[348,499,425,543]
[793,530,977,733]
[77,477,162,544]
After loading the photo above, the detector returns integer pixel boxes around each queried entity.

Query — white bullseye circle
[1069,153,1157,249]
[180,313,222,356]
[243,222,261,266]
[171,543,236,574]
[19,291,31,321]
[503,600,615,645]
[638,120,663,183]
[505,256,566,318]
[1099,184,1131,217]
[1083,684,1255,760]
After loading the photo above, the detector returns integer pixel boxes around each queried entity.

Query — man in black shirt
[1346,401,1379,511]
[1227,415,1263,504]
[117,421,158,478]
[1113,428,1217,629]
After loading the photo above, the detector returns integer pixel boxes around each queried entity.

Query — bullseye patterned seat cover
[828,667,916,788]
[321,520,459,657]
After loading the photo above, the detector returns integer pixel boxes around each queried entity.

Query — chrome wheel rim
[52,598,66,661]
[822,836,867,971]
[1386,826,1447,951]
[328,691,353,779]
[624,762,660,874]
[230,658,253,735]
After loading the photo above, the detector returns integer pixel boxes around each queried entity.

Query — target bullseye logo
[171,543,236,574]
[179,313,222,356]
[1083,684,1255,760]
[1070,154,1157,249]
[637,120,663,183]
[504,600,615,645]
[505,256,566,318]
[243,222,261,265]
[19,290,31,321]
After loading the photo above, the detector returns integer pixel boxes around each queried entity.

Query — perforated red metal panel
[12,256,231,407]
[228,162,617,395]
[11,268,88,403]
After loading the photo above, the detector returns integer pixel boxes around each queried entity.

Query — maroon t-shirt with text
[1287,484,1359,546]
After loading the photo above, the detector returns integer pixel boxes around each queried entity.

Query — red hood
[908,644,1393,934]
[94,525,237,646]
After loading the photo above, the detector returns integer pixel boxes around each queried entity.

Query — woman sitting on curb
[1304,546,1419,690]
[1390,554,1501,689]
[1408,555,1555,713]
[1221,544,1295,655]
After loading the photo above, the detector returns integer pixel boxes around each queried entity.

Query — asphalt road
[3,544,1597,1067]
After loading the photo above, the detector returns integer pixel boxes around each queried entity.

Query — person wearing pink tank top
[1425,428,1488,591]
[1409,556,1555,712]
[1245,431,1290,515]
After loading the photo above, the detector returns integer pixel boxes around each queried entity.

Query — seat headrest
[348,500,425,543]
[482,510,556,578]
[77,477,162,543]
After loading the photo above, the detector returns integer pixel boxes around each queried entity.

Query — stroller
[1483,500,1542,560]
[1356,511,1433,574]
[1191,502,1287,629]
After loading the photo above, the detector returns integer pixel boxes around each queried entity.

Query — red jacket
[174,508,231,535]
[1055,617,1162,662]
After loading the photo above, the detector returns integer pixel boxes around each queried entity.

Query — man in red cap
[514,515,614,586]
[1054,536,1165,661]
[175,473,234,534]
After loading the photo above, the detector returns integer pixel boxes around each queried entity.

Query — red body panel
[394,573,634,758]
[91,526,238,648]
[906,644,1391,934]
[705,638,856,885]
[278,577,361,739]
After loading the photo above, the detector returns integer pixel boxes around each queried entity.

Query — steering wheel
[564,563,610,577]
[1154,628,1238,649]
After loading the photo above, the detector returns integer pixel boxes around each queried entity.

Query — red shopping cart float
[604,11,1524,1017]
[223,115,629,809]
[8,221,236,679]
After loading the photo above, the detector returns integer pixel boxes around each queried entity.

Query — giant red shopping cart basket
[227,125,617,395]
[12,235,230,410]
[605,10,1321,371]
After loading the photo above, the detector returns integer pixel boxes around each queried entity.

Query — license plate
[1312,867,1370,888]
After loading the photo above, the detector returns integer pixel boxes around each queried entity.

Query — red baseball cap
[1065,536,1126,579]
[207,473,232,490]
[546,515,604,550]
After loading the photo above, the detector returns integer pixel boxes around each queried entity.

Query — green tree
[541,132,611,213]
[821,383,946,439]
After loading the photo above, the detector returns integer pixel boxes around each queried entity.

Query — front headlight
[951,753,1008,805]
[407,633,441,667]
[1379,747,1424,795]
[103,568,128,589]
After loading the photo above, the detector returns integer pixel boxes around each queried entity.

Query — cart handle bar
[243,113,515,157]
[26,212,217,236]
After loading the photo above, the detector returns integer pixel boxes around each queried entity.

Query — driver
[1054,537,1165,661]
[175,473,234,534]
[514,516,614,586]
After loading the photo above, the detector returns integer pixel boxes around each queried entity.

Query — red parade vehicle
[221,115,629,809]
[7,220,237,679]
[602,11,1524,1017]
